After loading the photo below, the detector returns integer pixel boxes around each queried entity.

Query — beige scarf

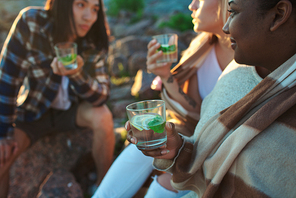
[170,54,296,197]
[161,32,213,136]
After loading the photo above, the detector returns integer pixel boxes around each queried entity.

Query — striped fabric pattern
[161,33,213,136]
[156,54,296,197]
[0,7,110,137]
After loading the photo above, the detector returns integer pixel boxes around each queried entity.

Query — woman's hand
[125,121,183,160]
[146,39,172,79]
[51,55,84,76]
[0,137,18,167]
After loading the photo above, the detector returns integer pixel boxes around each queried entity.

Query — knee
[157,173,177,193]
[91,105,114,130]
[93,105,113,122]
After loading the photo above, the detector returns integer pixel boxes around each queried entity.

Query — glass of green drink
[54,42,78,70]
[126,100,167,150]
[152,33,178,63]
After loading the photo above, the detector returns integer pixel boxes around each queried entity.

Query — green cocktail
[153,33,178,63]
[130,113,166,150]
[54,42,78,70]
[59,53,77,70]
[126,100,167,150]
[157,44,177,55]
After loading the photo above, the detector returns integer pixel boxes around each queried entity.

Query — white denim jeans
[93,144,154,198]
[93,144,190,198]
[145,175,191,198]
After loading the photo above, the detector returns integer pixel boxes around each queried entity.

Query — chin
[193,25,200,33]
[77,31,88,38]
[234,55,250,66]
[234,54,245,64]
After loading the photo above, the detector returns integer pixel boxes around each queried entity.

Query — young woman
[0,0,114,196]
[93,0,234,197]
[128,0,296,197]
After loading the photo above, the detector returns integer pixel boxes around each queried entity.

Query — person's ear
[270,0,292,31]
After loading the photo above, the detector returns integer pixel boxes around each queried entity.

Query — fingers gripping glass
[152,33,178,63]
[126,100,167,150]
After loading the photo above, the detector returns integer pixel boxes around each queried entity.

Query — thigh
[14,128,31,152]
[76,101,112,128]
[15,104,82,145]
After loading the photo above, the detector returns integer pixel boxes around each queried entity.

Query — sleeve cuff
[0,125,14,139]
[152,134,186,172]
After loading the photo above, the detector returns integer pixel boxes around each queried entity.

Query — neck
[215,34,234,71]
[255,66,271,79]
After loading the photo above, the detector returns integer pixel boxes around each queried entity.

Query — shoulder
[221,60,262,82]
[18,6,49,25]
[14,6,52,38]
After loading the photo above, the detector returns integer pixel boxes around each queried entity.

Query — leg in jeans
[145,173,191,198]
[76,101,115,185]
[0,128,30,198]
[93,144,154,198]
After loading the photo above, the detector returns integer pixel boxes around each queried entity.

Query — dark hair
[45,0,109,51]
[258,0,296,12]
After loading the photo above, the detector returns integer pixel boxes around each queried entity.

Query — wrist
[160,73,173,83]
[168,134,185,161]
[177,134,185,151]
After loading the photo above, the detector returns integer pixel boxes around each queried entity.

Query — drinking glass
[54,42,78,70]
[152,33,178,63]
[126,100,167,150]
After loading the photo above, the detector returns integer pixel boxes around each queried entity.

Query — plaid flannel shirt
[0,7,110,138]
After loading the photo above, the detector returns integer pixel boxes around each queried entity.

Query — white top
[197,47,222,100]
[51,76,71,110]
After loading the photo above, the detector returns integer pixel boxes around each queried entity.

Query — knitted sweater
[154,57,296,197]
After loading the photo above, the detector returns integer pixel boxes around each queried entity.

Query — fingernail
[166,122,172,129]
[125,122,128,129]
[161,150,170,155]
[131,138,136,144]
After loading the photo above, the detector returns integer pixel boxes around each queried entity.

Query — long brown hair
[45,0,109,51]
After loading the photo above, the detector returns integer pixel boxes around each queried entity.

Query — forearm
[0,65,23,138]
[68,69,110,106]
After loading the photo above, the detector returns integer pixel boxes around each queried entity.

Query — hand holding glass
[126,100,167,150]
[152,33,178,63]
[54,42,78,70]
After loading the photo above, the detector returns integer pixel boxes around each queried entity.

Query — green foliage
[129,9,144,24]
[159,13,193,32]
[107,0,145,17]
